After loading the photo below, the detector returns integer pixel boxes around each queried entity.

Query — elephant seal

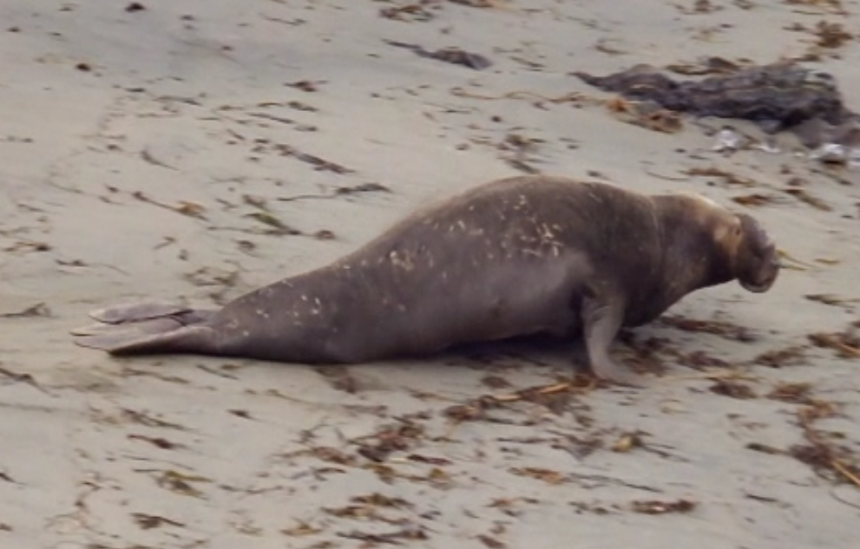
[72,175,780,386]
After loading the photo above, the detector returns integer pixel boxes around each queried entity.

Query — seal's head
[731,212,780,293]
[665,192,780,293]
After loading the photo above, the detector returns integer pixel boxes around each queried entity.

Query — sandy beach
[1,1,859,547]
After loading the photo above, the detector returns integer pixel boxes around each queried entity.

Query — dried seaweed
[630,498,697,514]
[131,513,185,530]
[604,97,683,133]
[753,345,809,367]
[383,39,492,70]
[509,466,569,485]
[767,382,813,403]
[443,377,595,424]
[660,315,757,342]
[808,330,860,358]
[709,379,757,399]
[355,419,426,462]
[0,303,51,318]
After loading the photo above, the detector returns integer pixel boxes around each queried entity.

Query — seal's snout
[736,213,780,293]
[739,251,780,293]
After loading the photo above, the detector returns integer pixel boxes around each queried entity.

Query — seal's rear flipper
[71,302,217,337]
[73,325,218,357]
[88,301,193,324]
[70,317,185,336]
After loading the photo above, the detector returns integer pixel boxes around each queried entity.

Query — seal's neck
[651,195,735,297]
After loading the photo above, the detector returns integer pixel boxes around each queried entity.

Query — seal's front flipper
[73,325,217,357]
[580,293,648,388]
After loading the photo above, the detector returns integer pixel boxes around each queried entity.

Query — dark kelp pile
[575,61,860,149]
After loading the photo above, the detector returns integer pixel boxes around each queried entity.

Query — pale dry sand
[1,1,860,548]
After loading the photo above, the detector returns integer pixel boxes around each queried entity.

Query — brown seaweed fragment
[808,330,860,358]
[811,20,854,49]
[604,97,683,133]
[383,39,492,70]
[630,498,697,514]
[783,0,846,15]
[281,521,322,537]
[682,166,758,187]
[660,315,757,342]
[732,193,779,207]
[768,382,813,403]
[380,3,438,21]
[805,293,859,307]
[138,469,211,498]
[449,0,504,7]
[753,345,808,367]
[131,191,207,220]
[354,419,426,462]
[790,395,860,488]
[338,526,428,544]
[443,377,595,425]
[709,379,757,399]
[132,513,185,530]
[783,188,831,211]
[509,466,569,485]
[271,143,354,174]
[127,434,186,450]
[477,534,507,549]
[0,303,51,318]
[0,366,50,395]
